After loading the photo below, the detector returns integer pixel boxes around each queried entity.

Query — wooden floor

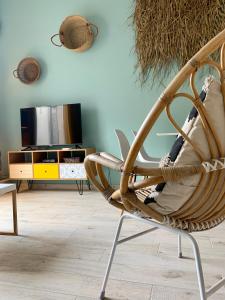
[0,190,224,300]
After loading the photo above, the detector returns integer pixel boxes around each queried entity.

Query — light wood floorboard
[0,190,224,299]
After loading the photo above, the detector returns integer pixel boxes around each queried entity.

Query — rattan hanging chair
[84,29,225,300]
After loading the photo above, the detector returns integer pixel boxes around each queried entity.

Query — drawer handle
[20,170,23,173]
[45,170,47,173]
[72,170,74,172]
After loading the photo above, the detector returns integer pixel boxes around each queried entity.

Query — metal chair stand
[99,213,225,300]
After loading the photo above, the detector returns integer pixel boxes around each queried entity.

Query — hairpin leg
[87,179,91,190]
[75,180,84,195]
[16,180,22,193]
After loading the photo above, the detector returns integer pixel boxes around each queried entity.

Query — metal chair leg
[178,234,182,258]
[184,233,207,300]
[99,214,126,300]
[98,213,214,300]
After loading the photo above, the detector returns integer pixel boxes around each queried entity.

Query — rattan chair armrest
[85,153,123,171]
[100,152,123,164]
[128,176,164,190]
[133,164,204,181]
[85,153,124,205]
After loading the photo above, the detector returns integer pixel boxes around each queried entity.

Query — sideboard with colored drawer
[8,148,95,194]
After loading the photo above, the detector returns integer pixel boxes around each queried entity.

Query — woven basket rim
[16,57,40,84]
[59,15,94,51]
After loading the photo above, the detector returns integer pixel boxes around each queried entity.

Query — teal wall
[0,0,191,183]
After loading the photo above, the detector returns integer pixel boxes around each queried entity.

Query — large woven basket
[51,15,98,52]
[13,58,40,84]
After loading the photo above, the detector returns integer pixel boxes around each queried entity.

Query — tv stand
[8,148,95,195]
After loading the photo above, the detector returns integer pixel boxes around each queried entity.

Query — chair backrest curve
[132,130,160,162]
[114,129,131,161]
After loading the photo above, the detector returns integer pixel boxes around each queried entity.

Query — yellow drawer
[9,164,33,179]
[33,164,59,179]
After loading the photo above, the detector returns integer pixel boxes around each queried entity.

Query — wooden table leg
[0,189,18,236]
[12,190,18,235]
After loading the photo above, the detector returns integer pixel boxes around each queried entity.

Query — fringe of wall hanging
[133,0,225,84]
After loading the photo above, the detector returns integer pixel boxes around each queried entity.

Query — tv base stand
[8,148,95,195]
[21,146,53,151]
[21,144,83,151]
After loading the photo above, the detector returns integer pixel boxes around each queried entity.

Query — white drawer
[59,164,87,179]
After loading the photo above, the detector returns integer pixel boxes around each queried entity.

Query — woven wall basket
[51,15,98,52]
[13,58,41,84]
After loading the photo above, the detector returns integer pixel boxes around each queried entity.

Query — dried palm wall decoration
[133,0,225,83]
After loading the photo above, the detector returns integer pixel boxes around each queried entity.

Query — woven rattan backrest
[120,30,225,224]
[84,29,225,228]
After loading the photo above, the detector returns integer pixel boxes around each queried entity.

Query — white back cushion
[148,77,225,215]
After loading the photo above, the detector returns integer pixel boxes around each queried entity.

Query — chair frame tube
[99,213,225,300]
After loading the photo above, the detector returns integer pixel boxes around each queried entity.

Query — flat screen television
[20,103,82,147]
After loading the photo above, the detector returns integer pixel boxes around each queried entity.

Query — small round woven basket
[13,58,40,84]
[51,15,98,52]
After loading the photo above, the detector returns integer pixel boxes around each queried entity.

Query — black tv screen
[20,103,82,146]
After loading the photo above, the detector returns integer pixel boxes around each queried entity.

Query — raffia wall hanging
[133,0,225,83]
